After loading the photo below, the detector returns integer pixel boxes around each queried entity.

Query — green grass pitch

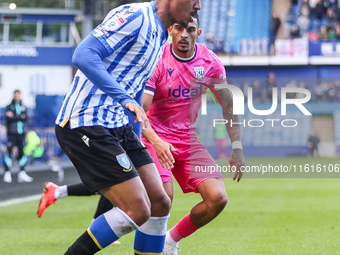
[1,157,339,254]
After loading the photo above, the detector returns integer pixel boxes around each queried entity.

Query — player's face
[170,18,201,57]
[13,92,21,102]
[170,0,201,28]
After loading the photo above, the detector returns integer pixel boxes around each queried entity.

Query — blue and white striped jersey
[56,1,168,129]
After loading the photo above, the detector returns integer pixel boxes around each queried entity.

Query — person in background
[284,6,295,38]
[307,130,320,156]
[24,129,47,164]
[3,90,33,183]
[269,11,282,55]
[319,25,329,39]
[328,25,337,39]
[290,24,301,38]
[297,13,311,37]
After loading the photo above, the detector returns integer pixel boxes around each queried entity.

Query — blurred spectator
[291,0,300,22]
[326,82,337,101]
[298,13,311,36]
[335,2,340,24]
[290,24,301,38]
[325,0,338,10]
[265,72,276,102]
[269,11,282,55]
[3,90,33,183]
[286,79,298,98]
[337,91,340,101]
[307,130,320,157]
[326,7,337,27]
[309,29,320,39]
[314,83,324,101]
[301,1,311,17]
[335,25,340,38]
[296,82,308,99]
[309,0,319,9]
[205,32,215,51]
[214,35,224,54]
[313,0,327,20]
[328,25,337,39]
[284,7,295,38]
[242,80,250,102]
[252,80,263,103]
[312,0,327,31]
[24,130,49,164]
[335,79,340,92]
[319,25,329,39]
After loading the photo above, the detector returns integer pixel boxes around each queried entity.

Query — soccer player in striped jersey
[142,15,245,254]
[54,1,201,254]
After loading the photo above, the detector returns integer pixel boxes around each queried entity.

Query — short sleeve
[212,52,227,82]
[145,59,162,96]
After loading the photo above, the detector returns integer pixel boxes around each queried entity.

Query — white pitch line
[0,194,41,207]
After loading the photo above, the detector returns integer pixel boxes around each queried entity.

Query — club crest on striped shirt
[194,66,205,80]
[116,153,131,170]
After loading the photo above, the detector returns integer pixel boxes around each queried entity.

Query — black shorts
[55,123,153,193]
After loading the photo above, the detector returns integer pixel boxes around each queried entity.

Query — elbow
[72,49,83,69]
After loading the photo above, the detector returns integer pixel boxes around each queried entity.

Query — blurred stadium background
[0,0,339,162]
[0,0,339,254]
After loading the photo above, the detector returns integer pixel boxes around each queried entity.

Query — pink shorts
[142,134,223,193]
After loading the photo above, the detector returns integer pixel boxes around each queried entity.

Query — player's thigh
[197,178,228,204]
[55,124,139,193]
[122,129,169,202]
[136,163,170,203]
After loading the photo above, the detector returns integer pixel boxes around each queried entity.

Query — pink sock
[169,213,199,242]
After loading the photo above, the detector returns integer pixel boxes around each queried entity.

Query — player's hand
[6,111,14,117]
[125,102,149,130]
[153,139,178,170]
[229,148,245,182]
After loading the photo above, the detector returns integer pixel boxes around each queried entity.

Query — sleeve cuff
[120,98,138,108]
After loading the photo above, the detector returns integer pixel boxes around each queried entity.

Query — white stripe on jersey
[56,1,167,129]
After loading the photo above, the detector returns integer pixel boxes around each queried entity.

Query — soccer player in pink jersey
[142,15,245,254]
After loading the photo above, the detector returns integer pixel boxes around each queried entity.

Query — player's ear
[196,28,202,39]
[168,26,173,36]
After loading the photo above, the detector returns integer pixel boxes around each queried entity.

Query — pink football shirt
[145,42,226,138]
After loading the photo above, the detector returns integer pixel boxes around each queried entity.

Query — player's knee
[151,193,171,216]
[160,194,171,214]
[123,197,151,226]
[132,202,151,226]
[209,192,228,212]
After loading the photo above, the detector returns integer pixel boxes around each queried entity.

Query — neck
[172,45,196,60]
[154,0,174,30]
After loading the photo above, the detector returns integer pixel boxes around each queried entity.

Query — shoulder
[197,44,225,73]
[198,44,221,62]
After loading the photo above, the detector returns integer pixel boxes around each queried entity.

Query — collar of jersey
[170,43,197,63]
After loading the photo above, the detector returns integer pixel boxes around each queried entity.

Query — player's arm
[72,35,148,130]
[142,93,178,170]
[5,107,22,122]
[216,88,245,182]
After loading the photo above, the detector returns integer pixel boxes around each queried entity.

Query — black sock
[93,195,113,219]
[64,230,100,255]
[67,183,93,196]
